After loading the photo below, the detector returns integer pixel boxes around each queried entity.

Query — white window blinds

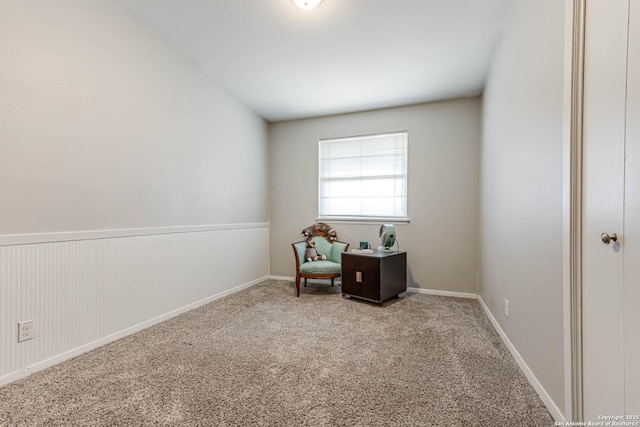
[318,131,408,220]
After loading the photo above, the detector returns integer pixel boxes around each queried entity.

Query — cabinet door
[379,253,407,301]
[358,257,381,301]
[341,254,361,296]
[341,254,381,301]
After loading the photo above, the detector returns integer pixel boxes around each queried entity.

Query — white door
[623,0,640,412]
[582,0,640,420]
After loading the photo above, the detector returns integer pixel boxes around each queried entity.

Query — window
[318,131,408,221]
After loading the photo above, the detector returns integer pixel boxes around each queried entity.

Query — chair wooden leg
[304,278,307,287]
[331,277,334,287]
[295,275,300,297]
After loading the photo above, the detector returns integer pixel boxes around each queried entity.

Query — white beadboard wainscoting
[0,223,269,386]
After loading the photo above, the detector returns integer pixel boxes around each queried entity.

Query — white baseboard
[0,275,268,387]
[267,275,295,281]
[405,287,478,299]
[477,295,565,422]
[267,278,477,300]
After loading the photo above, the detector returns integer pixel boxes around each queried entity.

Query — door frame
[565,0,586,421]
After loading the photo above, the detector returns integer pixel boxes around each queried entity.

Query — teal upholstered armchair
[291,225,349,297]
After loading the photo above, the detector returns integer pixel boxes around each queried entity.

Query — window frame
[316,131,410,224]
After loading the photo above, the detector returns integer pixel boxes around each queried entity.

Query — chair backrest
[293,238,350,265]
[295,222,350,265]
[293,241,307,264]
[311,236,333,259]
[292,237,333,262]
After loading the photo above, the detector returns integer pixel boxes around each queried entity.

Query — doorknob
[601,232,618,245]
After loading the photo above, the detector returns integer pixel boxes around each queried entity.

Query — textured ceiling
[120,0,513,122]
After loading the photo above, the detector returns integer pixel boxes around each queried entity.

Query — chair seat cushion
[299,260,341,275]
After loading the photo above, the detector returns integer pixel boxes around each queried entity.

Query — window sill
[316,217,410,225]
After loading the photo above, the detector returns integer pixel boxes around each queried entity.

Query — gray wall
[0,0,269,235]
[270,98,481,294]
[0,0,270,386]
[480,0,565,414]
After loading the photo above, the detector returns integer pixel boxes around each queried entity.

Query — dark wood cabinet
[341,250,407,304]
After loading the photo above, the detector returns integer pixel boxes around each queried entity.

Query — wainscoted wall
[0,224,269,385]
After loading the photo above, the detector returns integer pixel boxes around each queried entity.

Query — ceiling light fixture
[292,0,323,10]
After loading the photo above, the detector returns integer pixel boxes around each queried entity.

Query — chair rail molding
[0,222,270,247]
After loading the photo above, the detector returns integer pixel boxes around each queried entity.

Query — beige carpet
[0,279,553,426]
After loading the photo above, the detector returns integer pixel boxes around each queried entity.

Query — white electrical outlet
[504,300,510,317]
[18,320,35,342]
